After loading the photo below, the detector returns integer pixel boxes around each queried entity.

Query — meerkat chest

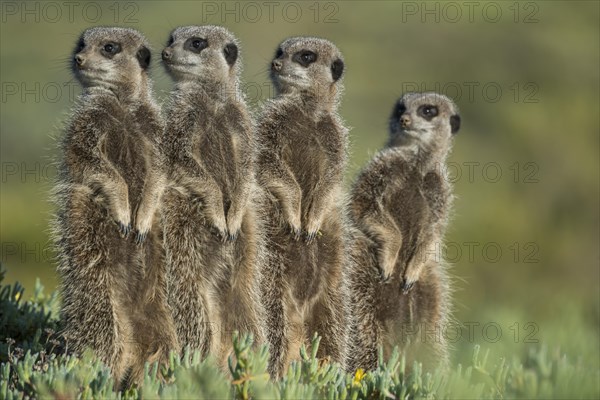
[105,113,149,156]
[383,170,430,236]
[192,110,240,190]
[102,113,153,195]
[282,115,339,180]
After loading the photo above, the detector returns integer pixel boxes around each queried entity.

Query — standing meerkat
[257,37,349,378]
[54,27,177,386]
[146,25,265,366]
[347,92,460,371]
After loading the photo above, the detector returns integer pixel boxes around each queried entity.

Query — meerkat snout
[162,48,172,61]
[400,114,411,129]
[271,59,282,72]
[74,54,84,67]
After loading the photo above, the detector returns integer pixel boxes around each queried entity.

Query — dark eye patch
[136,46,151,70]
[417,104,438,120]
[450,114,461,134]
[292,50,317,67]
[101,42,121,58]
[76,38,85,52]
[275,47,283,58]
[184,37,208,53]
[331,58,344,81]
[167,36,174,46]
[223,43,238,66]
[394,102,407,118]
[389,101,406,133]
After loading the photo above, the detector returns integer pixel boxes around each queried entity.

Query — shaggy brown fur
[54,27,177,386]
[347,92,460,372]
[256,37,350,378]
[147,26,266,367]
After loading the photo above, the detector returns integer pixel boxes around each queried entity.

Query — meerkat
[347,92,460,371]
[53,27,178,386]
[146,25,265,366]
[256,36,350,378]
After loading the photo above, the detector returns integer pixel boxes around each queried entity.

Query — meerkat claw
[134,231,147,245]
[227,231,239,242]
[118,222,131,238]
[305,231,318,243]
[289,225,301,240]
[378,268,391,283]
[401,280,414,294]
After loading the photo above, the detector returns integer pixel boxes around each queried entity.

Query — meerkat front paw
[377,266,391,283]
[377,252,397,283]
[304,216,323,244]
[401,266,422,294]
[118,221,131,238]
[208,213,229,243]
[284,210,302,240]
[114,208,131,238]
[226,209,243,242]
[227,230,239,242]
[288,222,301,241]
[304,229,322,243]
[134,210,153,245]
[401,279,415,294]
[134,231,147,245]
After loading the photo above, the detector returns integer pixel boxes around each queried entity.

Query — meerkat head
[72,27,151,94]
[270,36,344,99]
[388,92,460,149]
[162,25,240,86]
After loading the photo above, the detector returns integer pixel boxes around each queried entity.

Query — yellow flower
[352,368,365,387]
[14,291,21,301]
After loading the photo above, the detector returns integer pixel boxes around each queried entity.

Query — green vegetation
[1,271,598,399]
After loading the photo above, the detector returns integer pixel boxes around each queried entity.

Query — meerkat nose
[74,54,85,66]
[271,60,283,72]
[401,115,411,128]
[162,48,173,61]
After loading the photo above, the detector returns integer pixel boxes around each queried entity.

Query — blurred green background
[1,1,598,368]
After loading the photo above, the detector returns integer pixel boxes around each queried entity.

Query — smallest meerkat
[348,92,460,371]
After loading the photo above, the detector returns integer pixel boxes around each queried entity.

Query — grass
[1,269,598,399]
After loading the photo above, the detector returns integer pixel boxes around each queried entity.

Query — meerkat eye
[167,36,174,46]
[293,50,317,67]
[418,105,438,120]
[101,42,121,57]
[185,37,208,53]
[76,39,85,52]
[275,48,283,58]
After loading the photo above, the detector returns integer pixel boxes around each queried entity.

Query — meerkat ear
[224,43,238,66]
[450,114,461,134]
[136,46,151,70]
[331,58,344,81]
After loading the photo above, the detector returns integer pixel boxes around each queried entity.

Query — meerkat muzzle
[271,60,283,72]
[162,48,173,61]
[74,54,85,67]
[400,115,411,129]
